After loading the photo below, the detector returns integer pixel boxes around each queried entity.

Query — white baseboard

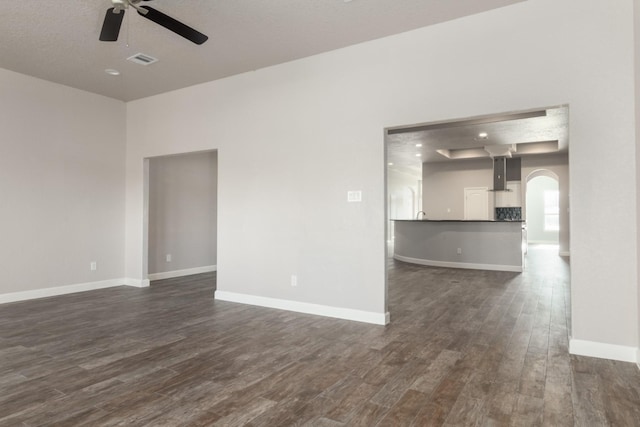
[637,348,640,370]
[0,278,129,304]
[559,251,570,257]
[215,291,390,326]
[148,265,217,281]
[569,338,638,363]
[124,278,150,288]
[394,255,522,273]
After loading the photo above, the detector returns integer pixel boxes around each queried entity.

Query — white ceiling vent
[127,53,158,66]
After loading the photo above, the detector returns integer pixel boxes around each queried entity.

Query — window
[544,190,559,231]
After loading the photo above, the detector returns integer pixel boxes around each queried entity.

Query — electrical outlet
[347,191,362,202]
[90,261,97,271]
[291,275,298,287]
[166,254,172,262]
[457,248,462,255]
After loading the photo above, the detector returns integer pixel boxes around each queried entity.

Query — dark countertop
[392,219,525,223]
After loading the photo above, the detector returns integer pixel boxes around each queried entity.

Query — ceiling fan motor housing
[111,0,127,11]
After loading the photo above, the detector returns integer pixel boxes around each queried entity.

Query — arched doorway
[525,170,560,247]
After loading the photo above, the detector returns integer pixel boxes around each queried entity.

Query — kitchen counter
[392,219,524,272]
[393,219,525,223]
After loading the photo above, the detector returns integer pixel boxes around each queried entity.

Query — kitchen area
[386,106,570,273]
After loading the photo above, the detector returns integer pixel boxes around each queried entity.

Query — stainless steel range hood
[484,145,516,192]
[491,157,507,191]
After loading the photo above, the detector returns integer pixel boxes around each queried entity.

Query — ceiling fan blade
[138,6,208,45]
[99,8,125,42]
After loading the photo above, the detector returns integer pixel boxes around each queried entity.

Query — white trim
[148,265,216,281]
[215,291,389,325]
[559,251,570,257]
[0,279,128,304]
[637,348,640,370]
[124,278,150,288]
[394,254,522,273]
[527,239,560,244]
[569,339,637,363]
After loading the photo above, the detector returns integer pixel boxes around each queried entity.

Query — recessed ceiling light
[478,132,488,139]
[416,143,423,147]
[415,153,421,157]
[104,68,120,76]
[388,162,393,166]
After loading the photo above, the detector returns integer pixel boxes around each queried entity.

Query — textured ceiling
[387,106,569,176]
[0,0,523,101]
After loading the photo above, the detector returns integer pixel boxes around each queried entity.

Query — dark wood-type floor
[1,245,640,426]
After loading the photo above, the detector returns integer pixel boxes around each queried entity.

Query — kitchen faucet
[416,211,427,220]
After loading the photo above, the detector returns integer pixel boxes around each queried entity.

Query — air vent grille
[127,53,158,66]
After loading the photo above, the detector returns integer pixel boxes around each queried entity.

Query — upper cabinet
[506,158,521,181]
[495,181,522,207]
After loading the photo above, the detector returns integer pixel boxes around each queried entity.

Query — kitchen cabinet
[495,181,521,207]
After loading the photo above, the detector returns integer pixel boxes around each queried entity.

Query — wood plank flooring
[1,245,639,425]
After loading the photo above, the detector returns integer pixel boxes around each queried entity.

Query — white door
[464,187,489,220]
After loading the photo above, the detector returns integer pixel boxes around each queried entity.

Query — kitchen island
[392,219,525,272]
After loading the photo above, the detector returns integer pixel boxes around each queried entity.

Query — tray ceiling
[387,105,569,176]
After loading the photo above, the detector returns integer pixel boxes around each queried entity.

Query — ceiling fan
[99,0,208,45]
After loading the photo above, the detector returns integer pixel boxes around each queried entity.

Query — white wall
[126,0,638,353]
[148,151,217,275]
[526,176,559,244]
[422,158,495,220]
[0,68,126,295]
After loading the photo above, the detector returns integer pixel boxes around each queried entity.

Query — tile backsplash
[495,207,522,221]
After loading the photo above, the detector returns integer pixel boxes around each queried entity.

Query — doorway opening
[525,173,560,246]
[385,105,570,321]
[143,150,218,285]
